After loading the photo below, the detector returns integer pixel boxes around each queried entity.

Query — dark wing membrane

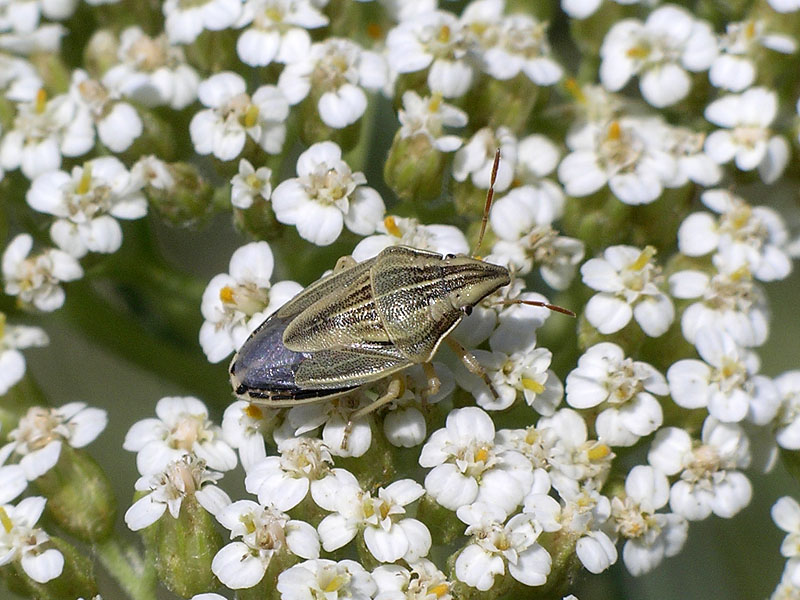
[294,343,412,389]
[230,313,359,401]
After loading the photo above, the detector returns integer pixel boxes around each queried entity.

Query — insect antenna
[495,298,576,317]
[472,147,501,258]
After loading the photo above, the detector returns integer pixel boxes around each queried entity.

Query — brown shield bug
[229,150,574,418]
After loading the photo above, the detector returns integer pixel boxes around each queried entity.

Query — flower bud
[466,75,539,133]
[384,133,447,202]
[83,29,119,77]
[153,493,221,597]
[137,159,217,228]
[34,444,116,542]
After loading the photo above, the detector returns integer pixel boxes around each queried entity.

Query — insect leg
[445,337,501,400]
[348,375,405,421]
[420,361,440,405]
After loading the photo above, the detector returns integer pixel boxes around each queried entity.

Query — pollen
[366,22,383,40]
[244,403,262,419]
[35,88,47,114]
[438,25,451,43]
[475,447,489,462]
[76,165,93,195]
[522,378,545,394]
[323,574,346,592]
[243,104,259,129]
[428,92,443,113]
[384,215,402,238]
[588,443,612,461]
[0,507,12,534]
[430,583,450,597]
[564,78,586,103]
[630,245,656,271]
[626,45,649,59]
[607,120,622,141]
[219,286,235,304]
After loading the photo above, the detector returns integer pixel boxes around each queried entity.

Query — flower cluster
[2,0,800,598]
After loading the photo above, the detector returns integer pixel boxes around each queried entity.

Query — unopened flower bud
[384,134,447,202]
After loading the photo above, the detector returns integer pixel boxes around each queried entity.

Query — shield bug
[229,150,574,418]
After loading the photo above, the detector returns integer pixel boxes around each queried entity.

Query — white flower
[0,497,63,583]
[581,245,674,337]
[677,189,793,282]
[199,241,302,363]
[0,403,107,480]
[2,234,83,311]
[704,87,789,183]
[566,343,666,447]
[465,5,562,85]
[386,10,473,98]
[279,37,386,128]
[245,437,334,511]
[769,0,800,12]
[277,558,376,600]
[272,141,385,246]
[69,70,142,153]
[558,117,677,205]
[372,559,452,600]
[102,27,200,109]
[561,0,643,19]
[773,496,800,587]
[124,455,231,531]
[537,409,614,497]
[611,465,688,576]
[0,465,27,504]
[454,314,562,414]
[316,472,431,563]
[418,407,533,516]
[774,372,800,451]
[488,186,584,290]
[0,314,48,395]
[235,0,327,67]
[599,5,717,107]
[395,91,467,152]
[27,157,147,258]
[230,159,272,210]
[711,20,797,92]
[667,328,779,424]
[352,216,468,263]
[221,400,280,472]
[648,417,752,520]
[123,396,237,475]
[454,502,553,590]
[277,396,373,458]
[669,267,769,348]
[453,126,516,191]
[0,23,66,55]
[0,88,93,179]
[212,500,319,589]
[162,0,242,44]
[190,72,288,161]
[535,485,617,574]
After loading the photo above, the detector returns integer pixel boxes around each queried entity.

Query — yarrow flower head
[0,497,63,583]
[190,72,289,161]
[2,234,83,312]
[0,313,48,395]
[581,245,675,337]
[352,215,468,262]
[0,403,107,480]
[124,454,231,531]
[599,4,717,107]
[211,499,319,589]
[277,558,377,600]
[200,241,302,363]
[26,157,147,258]
[566,343,666,447]
[272,141,385,246]
[123,395,237,476]
[395,91,468,153]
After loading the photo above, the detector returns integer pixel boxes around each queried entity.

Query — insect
[229,150,574,419]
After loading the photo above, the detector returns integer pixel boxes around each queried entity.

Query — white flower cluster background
[1,0,800,599]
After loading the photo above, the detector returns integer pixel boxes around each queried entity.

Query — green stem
[95,537,157,600]
[60,278,230,405]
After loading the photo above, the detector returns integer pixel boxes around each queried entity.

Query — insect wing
[294,343,412,389]
[230,312,359,401]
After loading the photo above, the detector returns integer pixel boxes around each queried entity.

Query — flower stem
[95,537,157,600]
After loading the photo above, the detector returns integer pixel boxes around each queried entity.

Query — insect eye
[464,305,473,316]
[445,253,456,259]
